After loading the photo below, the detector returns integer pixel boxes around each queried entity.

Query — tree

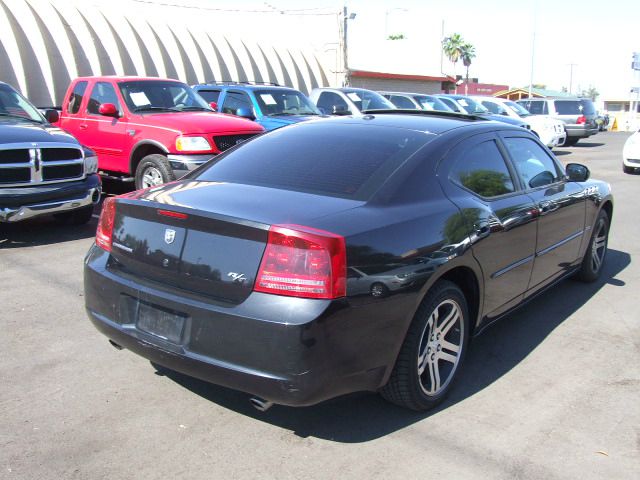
[387,34,405,40]
[581,86,599,101]
[460,43,476,95]
[532,83,547,89]
[442,33,464,89]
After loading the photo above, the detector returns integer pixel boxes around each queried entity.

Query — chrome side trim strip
[491,255,535,279]
[536,230,584,258]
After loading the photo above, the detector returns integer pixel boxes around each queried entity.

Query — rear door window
[503,136,562,189]
[66,81,87,114]
[522,100,547,115]
[449,139,515,198]
[195,123,433,200]
[554,100,595,115]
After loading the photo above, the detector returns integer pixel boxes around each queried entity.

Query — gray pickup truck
[0,81,101,224]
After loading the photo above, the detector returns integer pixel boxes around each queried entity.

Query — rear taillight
[254,224,346,299]
[96,197,116,252]
[576,115,586,125]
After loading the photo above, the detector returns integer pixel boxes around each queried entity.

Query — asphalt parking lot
[1,131,638,479]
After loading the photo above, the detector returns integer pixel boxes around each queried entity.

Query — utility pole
[568,63,578,95]
[528,0,537,98]
[341,6,352,87]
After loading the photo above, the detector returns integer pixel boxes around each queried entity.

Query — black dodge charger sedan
[84,111,612,411]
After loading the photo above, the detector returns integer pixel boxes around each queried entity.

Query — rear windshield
[554,99,595,115]
[194,123,433,200]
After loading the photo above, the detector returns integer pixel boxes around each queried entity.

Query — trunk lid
[108,180,363,303]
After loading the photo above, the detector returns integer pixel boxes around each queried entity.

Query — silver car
[516,98,598,146]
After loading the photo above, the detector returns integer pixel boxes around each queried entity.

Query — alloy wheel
[417,299,464,396]
[142,166,164,188]
[591,218,607,273]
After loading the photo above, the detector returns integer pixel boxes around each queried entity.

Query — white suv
[472,96,566,148]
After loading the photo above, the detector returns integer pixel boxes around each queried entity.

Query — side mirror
[44,109,59,124]
[209,101,218,111]
[566,163,590,182]
[332,105,351,116]
[98,103,119,117]
[235,107,255,121]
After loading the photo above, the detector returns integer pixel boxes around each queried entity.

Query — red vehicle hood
[131,111,264,135]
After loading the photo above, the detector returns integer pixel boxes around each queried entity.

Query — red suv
[58,77,264,189]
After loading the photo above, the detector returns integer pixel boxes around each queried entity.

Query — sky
[123,0,640,100]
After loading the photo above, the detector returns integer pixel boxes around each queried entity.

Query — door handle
[473,222,491,239]
[538,201,558,215]
[79,124,88,130]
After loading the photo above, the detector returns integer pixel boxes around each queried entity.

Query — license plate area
[136,301,186,344]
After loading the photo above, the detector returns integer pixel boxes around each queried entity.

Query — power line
[129,0,338,15]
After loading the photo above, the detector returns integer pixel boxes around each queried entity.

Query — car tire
[575,209,609,282]
[563,137,579,147]
[53,205,94,225]
[623,164,634,174]
[370,282,389,298]
[135,154,175,190]
[380,280,469,411]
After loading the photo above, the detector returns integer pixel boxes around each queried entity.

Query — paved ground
[1,131,638,479]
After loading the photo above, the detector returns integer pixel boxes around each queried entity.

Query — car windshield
[254,89,320,116]
[505,101,531,117]
[452,96,489,114]
[0,83,45,123]
[342,89,396,111]
[413,95,453,112]
[118,80,212,113]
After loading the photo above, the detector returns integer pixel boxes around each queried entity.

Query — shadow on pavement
[553,150,571,156]
[158,249,631,443]
[573,142,605,148]
[0,208,98,249]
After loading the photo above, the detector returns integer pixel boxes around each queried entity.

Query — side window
[316,91,348,114]
[450,140,515,198]
[525,101,544,115]
[389,95,416,109]
[481,101,505,114]
[221,91,253,115]
[503,137,562,189]
[66,81,87,114]
[197,89,221,104]
[347,268,362,279]
[86,82,121,115]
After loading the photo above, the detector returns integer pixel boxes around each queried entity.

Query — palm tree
[460,43,476,95]
[442,34,464,92]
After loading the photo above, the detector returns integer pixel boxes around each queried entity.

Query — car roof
[194,83,298,92]
[75,76,184,83]
[379,91,436,97]
[315,111,509,134]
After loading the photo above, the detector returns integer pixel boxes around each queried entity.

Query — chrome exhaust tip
[249,397,274,412]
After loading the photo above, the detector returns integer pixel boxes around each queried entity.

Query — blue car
[192,82,322,131]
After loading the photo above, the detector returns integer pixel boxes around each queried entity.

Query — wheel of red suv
[575,209,609,282]
[380,280,469,411]
[135,154,175,190]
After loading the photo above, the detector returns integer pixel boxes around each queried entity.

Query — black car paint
[84,114,613,407]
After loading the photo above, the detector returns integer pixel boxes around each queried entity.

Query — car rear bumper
[84,246,399,406]
[565,125,598,139]
[0,174,101,222]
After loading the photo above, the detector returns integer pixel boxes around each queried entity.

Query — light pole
[568,63,578,94]
[528,0,537,98]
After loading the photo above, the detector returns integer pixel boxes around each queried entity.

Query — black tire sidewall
[577,209,609,282]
